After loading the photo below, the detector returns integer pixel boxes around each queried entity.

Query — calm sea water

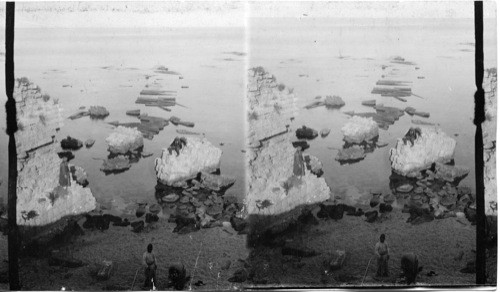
[0,18,496,207]
[0,27,246,207]
[249,17,496,196]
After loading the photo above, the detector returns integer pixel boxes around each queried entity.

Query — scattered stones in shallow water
[162,193,180,203]
[85,139,95,148]
[296,125,318,140]
[126,109,141,116]
[61,136,83,150]
[149,204,161,215]
[136,204,147,218]
[362,99,376,107]
[292,141,310,151]
[58,151,75,161]
[396,184,413,193]
[370,194,381,208]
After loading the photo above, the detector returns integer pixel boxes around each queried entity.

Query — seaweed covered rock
[105,126,144,154]
[341,116,379,144]
[296,125,318,140]
[61,136,83,150]
[389,127,456,177]
[155,137,222,186]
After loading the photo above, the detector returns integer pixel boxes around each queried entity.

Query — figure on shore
[143,243,158,289]
[293,147,305,176]
[59,157,71,187]
[375,234,389,277]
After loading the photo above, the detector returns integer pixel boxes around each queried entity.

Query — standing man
[375,234,390,277]
[143,243,158,289]
[59,157,71,187]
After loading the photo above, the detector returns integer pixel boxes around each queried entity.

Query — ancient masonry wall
[483,69,497,216]
[14,78,96,226]
[246,68,330,233]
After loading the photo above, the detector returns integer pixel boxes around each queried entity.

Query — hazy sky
[5,1,496,28]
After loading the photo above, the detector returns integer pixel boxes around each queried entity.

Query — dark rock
[317,204,329,219]
[296,125,318,140]
[68,111,90,120]
[370,194,381,208]
[379,203,393,213]
[342,204,357,216]
[228,268,248,283]
[162,193,180,203]
[168,263,189,290]
[131,220,145,233]
[365,210,378,223]
[136,205,147,218]
[230,216,247,232]
[405,107,416,115]
[83,214,110,230]
[102,214,122,224]
[407,204,434,225]
[362,100,376,107]
[401,253,422,284]
[145,213,159,223]
[329,204,344,220]
[298,208,319,225]
[126,109,141,116]
[61,136,83,150]
[57,151,75,161]
[292,140,310,151]
[173,216,199,234]
[355,208,364,216]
